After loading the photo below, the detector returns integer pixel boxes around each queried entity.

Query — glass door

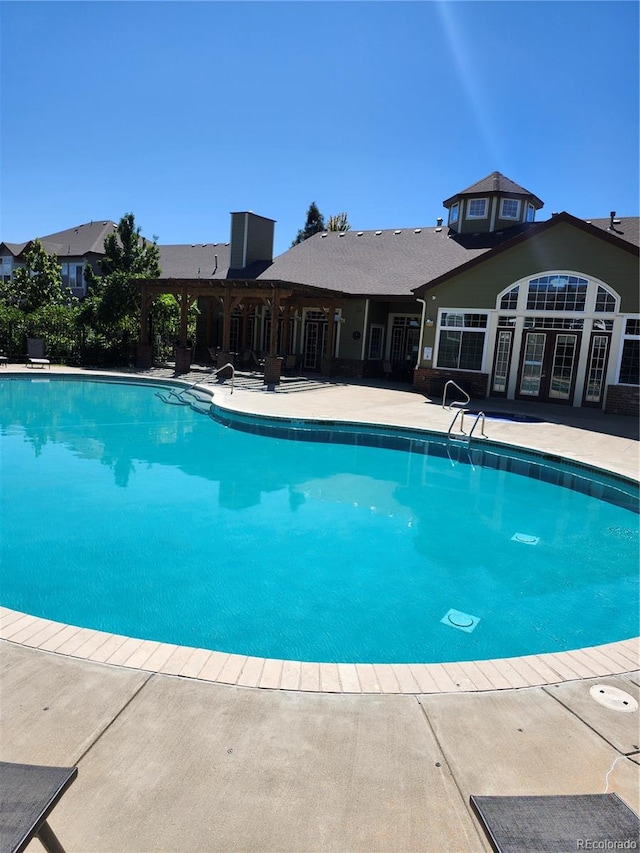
[518,332,546,397]
[303,311,328,370]
[583,333,610,406]
[516,330,580,403]
[491,329,513,395]
[548,334,578,400]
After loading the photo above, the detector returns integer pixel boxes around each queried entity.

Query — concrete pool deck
[1,365,639,850]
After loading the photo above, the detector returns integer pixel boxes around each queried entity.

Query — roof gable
[412,211,640,295]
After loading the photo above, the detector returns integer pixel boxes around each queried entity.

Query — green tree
[1,239,69,313]
[326,212,351,232]
[82,213,160,333]
[291,202,326,246]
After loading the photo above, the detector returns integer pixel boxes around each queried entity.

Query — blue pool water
[1,377,638,664]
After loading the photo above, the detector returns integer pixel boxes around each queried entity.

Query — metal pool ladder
[447,409,488,444]
[446,409,488,467]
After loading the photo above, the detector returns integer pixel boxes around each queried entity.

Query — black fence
[0,318,138,367]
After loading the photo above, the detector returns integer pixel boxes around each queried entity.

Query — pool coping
[2,368,639,693]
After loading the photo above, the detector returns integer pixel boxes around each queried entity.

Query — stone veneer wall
[604,385,640,417]
[413,368,489,399]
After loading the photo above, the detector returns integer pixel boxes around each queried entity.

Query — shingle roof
[443,171,543,208]
[585,216,640,247]
[254,213,638,299]
[412,212,639,296]
[3,208,637,300]
[35,221,118,256]
[254,226,492,296]
[158,243,231,279]
[0,242,29,256]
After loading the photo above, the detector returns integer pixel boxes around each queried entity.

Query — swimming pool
[2,376,638,665]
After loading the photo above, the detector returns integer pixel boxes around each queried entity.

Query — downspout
[360,299,370,360]
[416,297,427,366]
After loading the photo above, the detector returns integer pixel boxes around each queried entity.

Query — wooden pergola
[136,277,347,376]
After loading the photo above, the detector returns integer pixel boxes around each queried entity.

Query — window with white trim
[526,203,536,222]
[498,274,620,316]
[500,198,520,219]
[449,202,459,225]
[467,198,487,219]
[619,318,640,385]
[436,312,487,371]
[499,285,519,310]
[523,317,584,330]
[526,275,588,311]
[594,285,617,313]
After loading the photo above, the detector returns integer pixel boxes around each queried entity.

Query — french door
[582,332,611,406]
[516,330,581,403]
[303,313,327,370]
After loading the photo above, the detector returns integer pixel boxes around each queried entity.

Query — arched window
[526,275,588,311]
[594,285,617,313]
[499,285,519,310]
[496,274,619,314]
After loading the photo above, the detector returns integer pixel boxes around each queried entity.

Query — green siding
[340,300,367,358]
[429,223,638,311]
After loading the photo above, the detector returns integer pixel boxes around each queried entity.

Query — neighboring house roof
[443,171,544,208]
[253,226,494,297]
[158,243,231,279]
[34,221,118,257]
[0,221,118,260]
[0,241,29,256]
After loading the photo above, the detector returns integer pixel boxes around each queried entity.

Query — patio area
[1,367,638,851]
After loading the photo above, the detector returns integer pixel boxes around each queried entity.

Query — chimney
[436,217,443,227]
[229,212,276,269]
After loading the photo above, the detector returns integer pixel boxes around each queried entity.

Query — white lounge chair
[26,338,50,369]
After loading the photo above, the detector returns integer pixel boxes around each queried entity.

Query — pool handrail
[469,411,488,439]
[154,362,235,408]
[442,380,470,411]
[447,409,488,442]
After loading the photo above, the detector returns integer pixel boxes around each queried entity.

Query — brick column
[264,355,282,388]
[174,345,192,375]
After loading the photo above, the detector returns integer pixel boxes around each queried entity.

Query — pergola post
[136,283,154,368]
[174,285,194,374]
[322,304,337,375]
[264,288,283,387]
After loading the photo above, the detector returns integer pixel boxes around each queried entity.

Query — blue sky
[1,1,638,256]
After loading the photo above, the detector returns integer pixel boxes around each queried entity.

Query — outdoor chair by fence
[470,793,640,852]
[26,338,50,369]
[0,761,78,853]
